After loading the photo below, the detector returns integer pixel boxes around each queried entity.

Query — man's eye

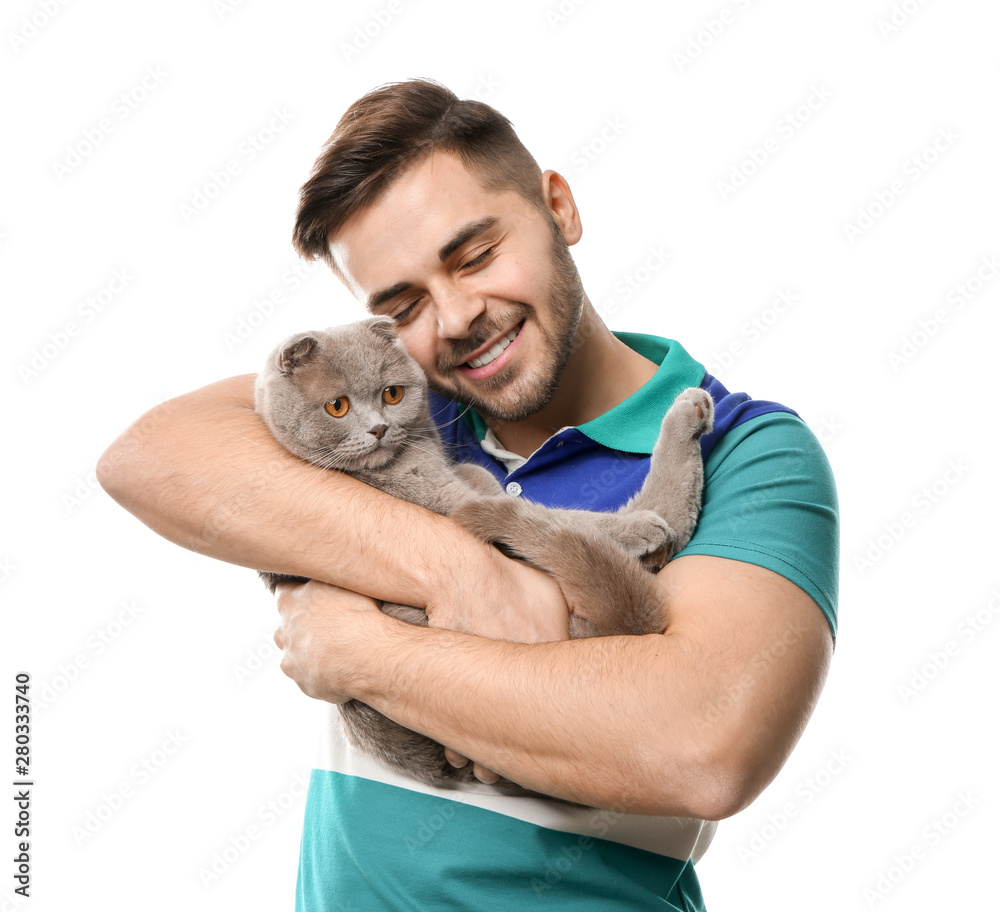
[393,298,422,323]
[463,248,494,270]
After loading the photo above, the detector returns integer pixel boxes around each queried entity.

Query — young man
[99,79,838,910]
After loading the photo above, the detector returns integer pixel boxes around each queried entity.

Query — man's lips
[456,322,524,379]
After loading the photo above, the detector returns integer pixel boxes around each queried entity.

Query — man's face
[329,152,586,422]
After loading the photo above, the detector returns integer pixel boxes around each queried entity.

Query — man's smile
[455,321,525,380]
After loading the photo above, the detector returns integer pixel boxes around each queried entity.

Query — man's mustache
[436,308,528,372]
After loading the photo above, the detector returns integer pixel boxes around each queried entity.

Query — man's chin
[431,372,557,424]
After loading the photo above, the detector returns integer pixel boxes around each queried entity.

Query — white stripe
[314,706,717,863]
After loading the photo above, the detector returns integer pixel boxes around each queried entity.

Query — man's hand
[273,555,572,785]
[273,580,388,705]
[424,552,571,782]
[426,550,570,643]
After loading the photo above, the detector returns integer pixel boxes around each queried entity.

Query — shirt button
[505,482,522,497]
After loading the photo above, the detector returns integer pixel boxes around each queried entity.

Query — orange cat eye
[325,397,350,418]
[382,386,404,405]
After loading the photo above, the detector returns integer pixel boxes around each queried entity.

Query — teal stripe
[296,770,706,911]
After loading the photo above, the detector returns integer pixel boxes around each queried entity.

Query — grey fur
[255,317,713,794]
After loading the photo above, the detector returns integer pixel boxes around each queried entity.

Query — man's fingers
[444,748,500,783]
[473,764,500,784]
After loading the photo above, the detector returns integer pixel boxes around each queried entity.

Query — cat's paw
[608,510,676,572]
[670,388,715,438]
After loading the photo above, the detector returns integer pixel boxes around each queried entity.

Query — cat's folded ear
[367,317,399,344]
[277,333,319,375]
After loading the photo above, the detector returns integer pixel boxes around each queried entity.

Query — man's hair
[292,78,545,273]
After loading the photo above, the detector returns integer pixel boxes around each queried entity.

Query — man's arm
[96,375,568,641]
[274,554,834,821]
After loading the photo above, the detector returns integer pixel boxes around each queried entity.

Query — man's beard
[428,225,585,423]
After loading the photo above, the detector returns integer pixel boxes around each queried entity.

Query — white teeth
[466,328,518,370]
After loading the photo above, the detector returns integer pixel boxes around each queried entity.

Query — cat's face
[256,319,430,472]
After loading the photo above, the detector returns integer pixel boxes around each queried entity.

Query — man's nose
[433,286,487,340]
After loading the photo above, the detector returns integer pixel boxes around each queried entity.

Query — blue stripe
[427,374,797,512]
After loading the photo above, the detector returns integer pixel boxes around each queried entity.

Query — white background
[2,0,998,909]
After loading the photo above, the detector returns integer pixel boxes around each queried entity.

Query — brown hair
[292,78,545,273]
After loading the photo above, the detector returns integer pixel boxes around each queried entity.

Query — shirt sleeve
[675,411,840,638]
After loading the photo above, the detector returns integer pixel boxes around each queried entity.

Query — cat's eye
[325,397,350,418]
[382,386,404,405]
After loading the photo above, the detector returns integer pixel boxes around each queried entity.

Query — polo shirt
[295,332,840,911]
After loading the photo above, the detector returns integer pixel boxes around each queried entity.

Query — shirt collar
[463,332,706,455]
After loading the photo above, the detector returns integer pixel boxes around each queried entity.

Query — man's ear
[277,333,319,375]
[541,169,583,246]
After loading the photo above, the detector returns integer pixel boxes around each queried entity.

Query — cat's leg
[621,387,714,553]
[451,462,504,496]
[258,570,311,593]
[378,601,429,627]
[583,510,676,572]
[339,688,538,795]
[451,496,666,636]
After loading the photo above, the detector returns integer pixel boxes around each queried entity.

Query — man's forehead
[327,152,517,295]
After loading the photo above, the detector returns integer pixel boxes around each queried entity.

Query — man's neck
[484,303,659,458]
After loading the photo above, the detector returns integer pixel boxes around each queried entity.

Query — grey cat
[255,317,713,794]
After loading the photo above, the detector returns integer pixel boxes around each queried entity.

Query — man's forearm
[351,615,720,817]
[281,556,832,821]
[97,374,490,609]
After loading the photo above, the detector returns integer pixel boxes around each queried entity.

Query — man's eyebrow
[437,216,498,262]
[367,281,413,312]
[365,217,500,312]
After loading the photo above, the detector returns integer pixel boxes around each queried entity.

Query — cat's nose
[369,424,388,440]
